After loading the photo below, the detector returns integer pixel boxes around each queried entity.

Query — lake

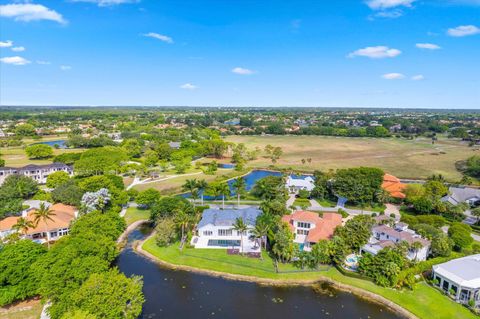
[117,226,402,319]
[32,139,67,149]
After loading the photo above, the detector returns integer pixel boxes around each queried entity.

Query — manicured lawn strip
[314,199,337,207]
[124,207,150,225]
[293,198,310,207]
[142,237,477,319]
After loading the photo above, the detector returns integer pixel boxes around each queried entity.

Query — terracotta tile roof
[0,204,77,234]
[382,174,407,199]
[282,211,343,243]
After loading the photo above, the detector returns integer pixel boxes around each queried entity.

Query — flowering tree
[81,188,111,214]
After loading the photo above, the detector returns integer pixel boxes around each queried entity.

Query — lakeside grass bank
[141,236,476,319]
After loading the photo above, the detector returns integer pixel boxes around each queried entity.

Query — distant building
[192,207,261,252]
[0,163,73,186]
[168,141,181,149]
[432,254,480,307]
[281,211,342,252]
[362,222,431,261]
[285,176,315,194]
[442,187,480,206]
[224,119,240,126]
[0,203,78,243]
[382,174,407,199]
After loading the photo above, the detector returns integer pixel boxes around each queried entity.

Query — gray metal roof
[197,207,261,228]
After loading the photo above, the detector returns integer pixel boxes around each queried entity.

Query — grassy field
[132,168,246,194]
[226,135,474,181]
[1,135,82,167]
[124,207,150,225]
[143,238,477,319]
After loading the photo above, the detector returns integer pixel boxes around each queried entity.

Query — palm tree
[33,203,56,248]
[232,217,248,255]
[174,210,192,250]
[250,221,270,258]
[196,179,208,205]
[411,241,423,261]
[218,182,230,209]
[182,179,199,206]
[13,217,35,237]
[231,177,246,207]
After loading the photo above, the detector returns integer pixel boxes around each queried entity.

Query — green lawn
[143,238,477,319]
[314,198,337,207]
[225,135,472,181]
[124,207,150,225]
[293,198,310,208]
[345,204,386,213]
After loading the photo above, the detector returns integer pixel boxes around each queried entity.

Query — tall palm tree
[231,177,246,207]
[13,217,35,237]
[217,182,230,210]
[33,203,56,248]
[174,210,192,250]
[232,217,248,255]
[250,221,270,259]
[411,241,423,262]
[196,179,208,205]
[182,179,199,206]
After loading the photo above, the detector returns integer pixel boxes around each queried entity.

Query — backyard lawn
[225,135,473,181]
[124,207,151,225]
[0,299,43,319]
[142,238,477,319]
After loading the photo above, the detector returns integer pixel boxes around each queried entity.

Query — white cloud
[348,46,401,59]
[382,73,405,80]
[411,74,425,81]
[0,4,66,24]
[416,43,441,50]
[180,83,198,90]
[447,25,480,37]
[0,40,13,48]
[36,60,51,65]
[60,65,72,71]
[366,0,416,10]
[142,32,173,44]
[11,46,25,52]
[70,0,139,7]
[232,67,255,75]
[373,9,404,18]
[0,56,31,65]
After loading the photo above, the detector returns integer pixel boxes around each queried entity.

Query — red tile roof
[382,174,407,199]
[282,211,343,243]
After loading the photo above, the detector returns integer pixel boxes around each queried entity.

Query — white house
[191,207,261,253]
[362,222,431,261]
[285,176,315,194]
[432,254,480,307]
[0,163,73,186]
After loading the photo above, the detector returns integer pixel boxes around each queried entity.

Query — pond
[116,226,403,319]
[181,169,312,200]
[32,139,67,149]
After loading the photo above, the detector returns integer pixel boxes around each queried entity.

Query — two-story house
[0,163,73,185]
[281,211,342,251]
[362,222,431,261]
[192,207,261,253]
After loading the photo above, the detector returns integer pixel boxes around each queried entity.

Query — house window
[236,230,247,236]
[297,222,311,228]
[203,230,213,236]
[58,228,69,236]
[218,229,233,236]
[297,229,309,235]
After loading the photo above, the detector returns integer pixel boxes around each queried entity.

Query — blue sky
[0,0,479,108]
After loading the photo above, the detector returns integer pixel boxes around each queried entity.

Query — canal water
[117,226,402,319]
